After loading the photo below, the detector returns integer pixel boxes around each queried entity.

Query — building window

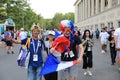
[118,21,120,27]
[90,0,92,16]
[101,23,105,28]
[112,0,118,7]
[94,0,96,14]
[108,22,113,30]
[99,0,101,12]
[105,0,108,7]
[78,3,80,22]
[95,24,98,29]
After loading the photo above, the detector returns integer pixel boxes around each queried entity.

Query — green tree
[0,0,74,31]
[52,13,64,29]
[63,12,74,23]
[0,0,7,22]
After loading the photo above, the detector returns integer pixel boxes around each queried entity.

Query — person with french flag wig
[59,20,74,33]
[41,20,84,80]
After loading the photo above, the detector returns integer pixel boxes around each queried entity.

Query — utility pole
[22,14,24,29]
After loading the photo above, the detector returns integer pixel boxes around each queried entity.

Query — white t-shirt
[45,41,52,54]
[90,30,94,35]
[99,32,109,44]
[114,28,120,48]
[19,31,27,40]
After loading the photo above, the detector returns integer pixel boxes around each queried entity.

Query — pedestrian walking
[82,29,94,76]
[4,29,14,54]
[108,29,116,65]
[19,28,27,40]
[99,28,109,54]
[95,28,100,39]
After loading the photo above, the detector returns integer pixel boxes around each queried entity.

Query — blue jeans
[27,65,42,80]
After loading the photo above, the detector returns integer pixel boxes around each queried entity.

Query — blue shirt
[21,38,43,67]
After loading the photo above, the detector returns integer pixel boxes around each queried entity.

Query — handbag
[17,38,30,67]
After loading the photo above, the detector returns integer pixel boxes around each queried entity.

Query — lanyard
[65,45,68,52]
[32,39,39,54]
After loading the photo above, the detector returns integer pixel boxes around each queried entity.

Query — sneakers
[7,51,10,54]
[88,71,92,76]
[84,71,87,75]
[101,50,105,54]
[7,51,14,54]
[11,51,14,54]
[84,71,92,76]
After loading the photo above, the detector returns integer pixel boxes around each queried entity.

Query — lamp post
[22,14,24,29]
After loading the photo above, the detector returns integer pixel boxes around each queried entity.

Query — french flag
[52,35,70,54]
[40,54,77,76]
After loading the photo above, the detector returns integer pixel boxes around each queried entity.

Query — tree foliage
[0,0,74,30]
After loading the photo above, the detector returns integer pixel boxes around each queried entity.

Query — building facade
[74,0,120,31]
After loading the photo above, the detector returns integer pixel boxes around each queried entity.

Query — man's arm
[114,35,118,49]
[5,35,21,44]
[77,44,84,63]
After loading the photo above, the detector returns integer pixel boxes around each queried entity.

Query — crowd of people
[0,20,120,80]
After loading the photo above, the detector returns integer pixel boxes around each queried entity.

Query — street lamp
[22,14,24,29]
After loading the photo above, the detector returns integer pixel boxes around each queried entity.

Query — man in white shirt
[90,28,94,38]
[114,28,120,71]
[99,28,109,53]
[19,28,27,40]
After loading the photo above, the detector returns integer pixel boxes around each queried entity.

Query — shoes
[84,71,87,75]
[111,63,114,65]
[84,71,93,76]
[88,71,92,76]
[7,51,10,54]
[101,50,105,54]
[11,51,14,54]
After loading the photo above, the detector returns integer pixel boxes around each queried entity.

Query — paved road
[0,37,120,80]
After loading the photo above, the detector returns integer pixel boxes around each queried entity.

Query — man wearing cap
[19,28,27,40]
[5,25,46,80]
[50,20,84,80]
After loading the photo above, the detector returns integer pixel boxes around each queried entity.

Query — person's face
[32,28,40,37]
[85,31,90,37]
[48,34,54,41]
[102,29,105,32]
[112,31,115,35]
[63,27,72,37]
[75,27,78,30]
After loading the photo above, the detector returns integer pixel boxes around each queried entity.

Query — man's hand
[50,48,55,53]
[77,57,83,63]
